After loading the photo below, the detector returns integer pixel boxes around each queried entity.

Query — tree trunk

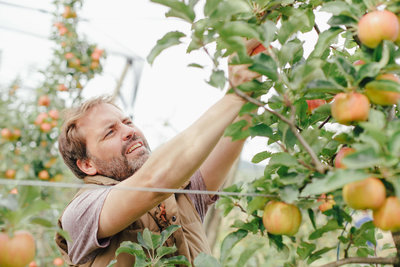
[392,231,400,267]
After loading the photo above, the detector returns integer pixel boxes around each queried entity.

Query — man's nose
[122,124,135,141]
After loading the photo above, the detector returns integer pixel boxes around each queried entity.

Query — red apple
[353,59,366,66]
[331,92,370,125]
[343,177,386,210]
[40,122,52,133]
[38,95,50,107]
[334,147,356,169]
[263,201,302,236]
[5,169,16,179]
[38,170,50,180]
[53,257,64,266]
[365,73,400,105]
[1,128,12,140]
[306,99,326,113]
[358,10,399,48]
[0,230,36,267]
[318,194,336,212]
[49,109,59,120]
[373,196,400,231]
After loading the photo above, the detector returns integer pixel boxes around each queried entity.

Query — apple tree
[0,0,105,265]
[149,0,400,266]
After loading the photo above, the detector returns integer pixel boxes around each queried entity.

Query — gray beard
[90,149,150,181]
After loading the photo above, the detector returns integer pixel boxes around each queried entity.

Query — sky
[0,0,330,169]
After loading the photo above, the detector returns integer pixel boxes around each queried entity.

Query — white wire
[0,178,273,198]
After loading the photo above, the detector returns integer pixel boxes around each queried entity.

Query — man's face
[77,103,151,180]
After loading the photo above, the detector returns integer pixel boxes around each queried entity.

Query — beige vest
[55,175,212,266]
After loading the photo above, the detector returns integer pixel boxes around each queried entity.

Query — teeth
[127,143,142,154]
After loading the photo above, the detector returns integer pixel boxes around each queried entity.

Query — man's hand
[228,39,265,88]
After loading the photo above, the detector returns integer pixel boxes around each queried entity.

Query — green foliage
[108,226,191,267]
[151,0,400,265]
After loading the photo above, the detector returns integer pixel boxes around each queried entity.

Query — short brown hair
[58,95,119,179]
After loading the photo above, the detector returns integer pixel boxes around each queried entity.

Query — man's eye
[105,130,113,137]
[125,121,133,125]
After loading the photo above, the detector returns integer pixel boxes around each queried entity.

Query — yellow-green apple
[373,196,400,231]
[358,10,399,48]
[343,177,386,210]
[306,99,326,113]
[334,147,356,169]
[331,92,370,125]
[365,74,400,105]
[0,230,36,267]
[263,201,302,236]
[38,170,50,180]
[5,169,16,179]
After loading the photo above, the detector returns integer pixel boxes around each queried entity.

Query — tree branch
[392,231,400,267]
[318,257,399,267]
[314,24,320,35]
[230,85,328,174]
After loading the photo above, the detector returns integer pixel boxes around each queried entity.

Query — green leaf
[194,252,222,267]
[160,225,181,246]
[160,255,191,266]
[247,196,268,214]
[249,53,278,81]
[115,241,147,258]
[188,63,204,69]
[29,216,53,227]
[147,31,185,65]
[239,102,258,115]
[259,20,277,45]
[341,147,382,169]
[210,0,252,19]
[309,27,343,59]
[220,230,248,262]
[328,15,357,27]
[356,62,382,84]
[280,186,299,203]
[389,132,400,157]
[320,1,358,18]
[249,123,273,138]
[277,8,313,44]
[151,0,195,22]
[307,246,336,264]
[301,169,370,196]
[207,70,225,89]
[278,39,304,66]
[304,79,344,94]
[307,209,317,230]
[309,220,343,240]
[220,21,261,40]
[138,229,153,250]
[297,241,316,260]
[235,240,263,266]
[251,151,272,164]
[156,245,177,259]
[224,120,249,141]
[269,152,298,167]
[204,0,220,16]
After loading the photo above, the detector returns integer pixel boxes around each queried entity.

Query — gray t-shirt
[61,171,217,264]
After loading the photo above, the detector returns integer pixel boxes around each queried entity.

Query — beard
[90,139,151,181]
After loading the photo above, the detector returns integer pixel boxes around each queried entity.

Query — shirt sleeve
[186,170,219,222]
[61,187,113,265]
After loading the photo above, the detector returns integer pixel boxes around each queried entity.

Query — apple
[53,257,64,266]
[35,113,48,125]
[250,43,266,56]
[64,52,74,60]
[29,261,38,267]
[358,10,399,48]
[38,95,50,106]
[373,196,400,231]
[306,99,326,113]
[40,122,52,133]
[91,48,104,61]
[263,201,302,236]
[58,84,68,92]
[38,170,50,180]
[353,59,365,66]
[5,169,16,179]
[318,194,336,212]
[9,188,18,194]
[0,230,36,267]
[334,147,356,169]
[49,109,59,120]
[62,6,76,19]
[1,128,12,140]
[342,177,386,210]
[331,92,370,125]
[365,73,400,105]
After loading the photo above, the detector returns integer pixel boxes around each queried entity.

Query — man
[55,41,260,266]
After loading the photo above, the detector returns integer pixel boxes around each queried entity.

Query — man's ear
[77,158,97,176]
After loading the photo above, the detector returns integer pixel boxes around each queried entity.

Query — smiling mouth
[126,141,143,154]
